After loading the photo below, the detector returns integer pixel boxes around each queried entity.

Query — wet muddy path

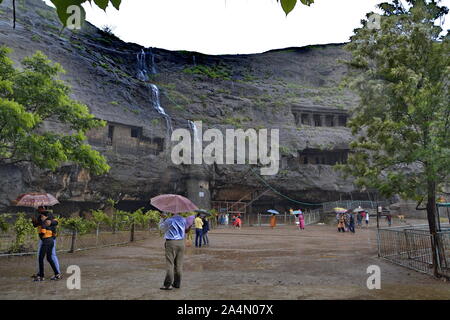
[0,224,448,300]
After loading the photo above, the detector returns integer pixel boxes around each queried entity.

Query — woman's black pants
[38,238,58,277]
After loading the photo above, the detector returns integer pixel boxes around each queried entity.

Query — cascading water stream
[136,49,172,136]
[150,84,173,134]
[188,120,201,143]
[149,48,157,74]
[136,49,148,81]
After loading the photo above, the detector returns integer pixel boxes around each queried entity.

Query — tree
[0,46,110,175]
[341,0,449,276]
[1,0,315,29]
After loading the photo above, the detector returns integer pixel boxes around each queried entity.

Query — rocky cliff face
[0,0,367,212]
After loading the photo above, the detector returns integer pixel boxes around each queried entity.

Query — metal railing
[378,224,450,277]
[322,200,389,212]
[0,224,158,257]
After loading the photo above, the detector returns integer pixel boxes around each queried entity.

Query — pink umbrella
[14,193,59,208]
[150,194,198,214]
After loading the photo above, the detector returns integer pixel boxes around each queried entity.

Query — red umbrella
[150,194,198,214]
[14,193,59,208]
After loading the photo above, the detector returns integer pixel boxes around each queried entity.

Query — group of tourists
[194,214,210,248]
[336,209,370,233]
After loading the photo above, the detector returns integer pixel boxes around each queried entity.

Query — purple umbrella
[185,215,195,228]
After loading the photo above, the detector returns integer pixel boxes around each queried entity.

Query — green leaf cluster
[49,0,121,27]
[0,46,110,174]
[278,0,314,16]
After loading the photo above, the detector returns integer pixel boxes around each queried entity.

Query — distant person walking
[223,213,229,227]
[194,214,204,248]
[348,213,355,233]
[337,214,345,232]
[159,212,187,290]
[233,215,242,229]
[356,212,363,228]
[298,213,305,230]
[270,214,277,229]
[386,214,392,227]
[365,211,370,227]
[202,217,210,246]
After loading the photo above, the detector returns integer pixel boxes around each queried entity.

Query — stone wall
[87,121,164,156]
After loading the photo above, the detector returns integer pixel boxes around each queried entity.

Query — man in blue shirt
[159,213,187,290]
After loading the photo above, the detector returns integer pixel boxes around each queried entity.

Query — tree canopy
[0,46,110,174]
[341,0,449,275]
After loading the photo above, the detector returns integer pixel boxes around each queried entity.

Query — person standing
[386,214,392,227]
[224,213,229,227]
[337,214,346,232]
[194,214,204,248]
[202,216,210,246]
[365,211,370,227]
[270,214,277,229]
[298,213,305,230]
[233,215,242,229]
[348,213,355,233]
[159,212,187,290]
[356,212,363,228]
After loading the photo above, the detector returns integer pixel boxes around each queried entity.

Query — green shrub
[0,214,10,233]
[10,213,36,253]
[60,217,95,235]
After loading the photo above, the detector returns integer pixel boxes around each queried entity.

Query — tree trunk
[13,0,16,29]
[96,225,100,247]
[426,179,440,277]
[112,211,116,234]
[130,223,135,242]
[70,230,77,253]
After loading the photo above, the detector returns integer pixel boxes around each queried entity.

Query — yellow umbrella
[333,207,347,213]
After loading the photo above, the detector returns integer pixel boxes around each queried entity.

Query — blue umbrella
[292,210,303,215]
[267,209,279,215]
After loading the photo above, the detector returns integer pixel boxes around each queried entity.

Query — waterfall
[136,49,148,81]
[150,84,173,134]
[188,120,201,143]
[149,48,157,74]
[136,49,172,136]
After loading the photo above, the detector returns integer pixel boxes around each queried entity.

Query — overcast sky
[44,0,450,55]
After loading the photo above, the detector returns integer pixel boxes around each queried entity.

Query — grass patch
[223,116,251,127]
[184,64,232,80]
[31,34,41,42]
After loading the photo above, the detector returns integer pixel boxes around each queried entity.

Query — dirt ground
[0,220,449,300]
